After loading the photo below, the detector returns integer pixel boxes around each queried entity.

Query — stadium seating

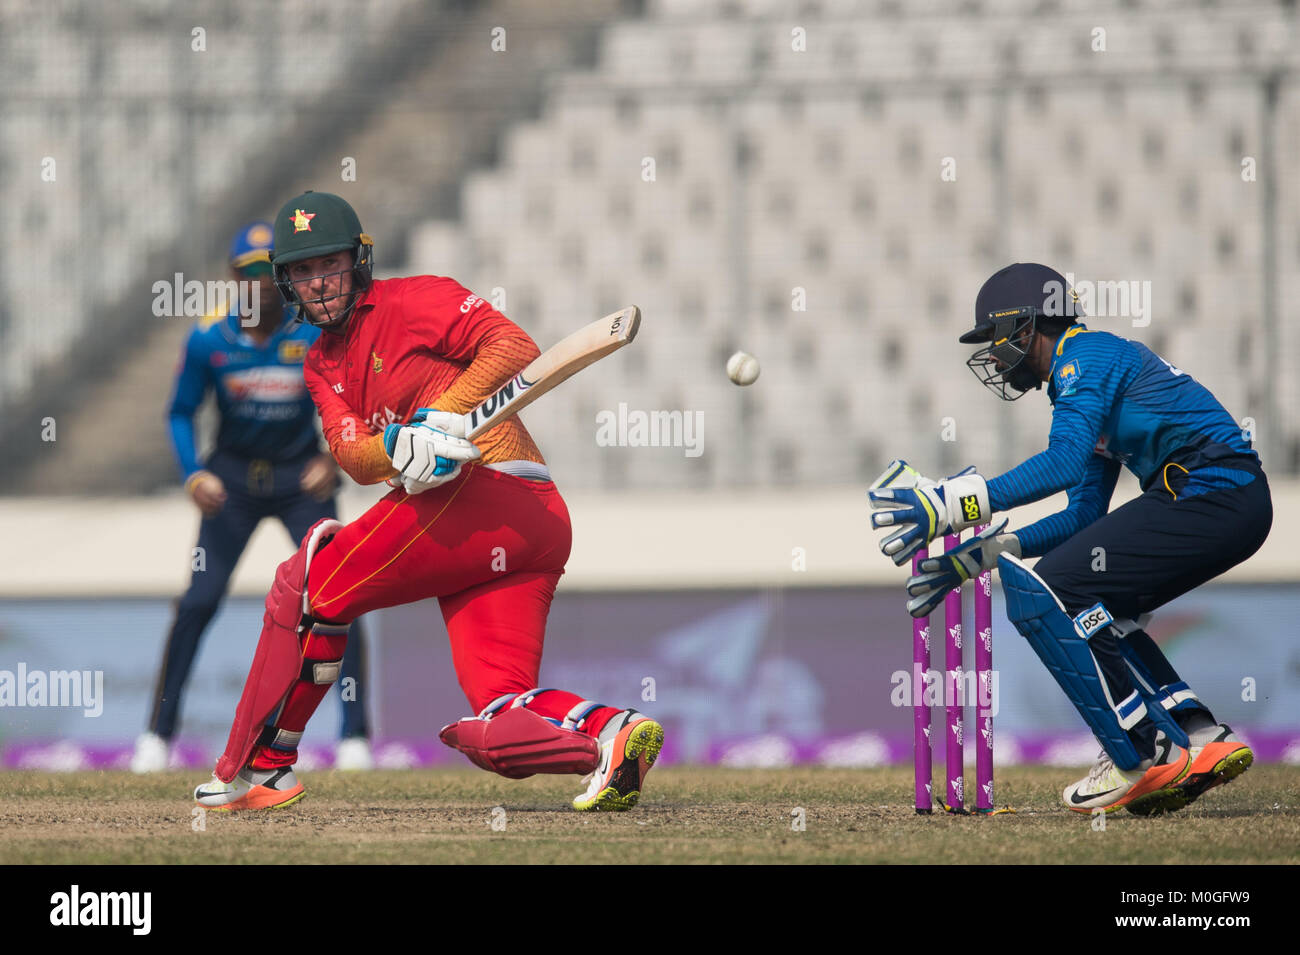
[402,0,1300,487]
[5,1,1298,487]
[0,0,412,417]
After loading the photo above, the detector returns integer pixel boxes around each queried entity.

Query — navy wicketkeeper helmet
[963,263,1082,400]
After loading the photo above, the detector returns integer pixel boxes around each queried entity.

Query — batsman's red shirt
[304,275,545,485]
[298,275,573,711]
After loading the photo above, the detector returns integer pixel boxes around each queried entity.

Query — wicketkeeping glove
[869,465,992,565]
[868,458,935,493]
[383,408,481,494]
[903,519,1020,618]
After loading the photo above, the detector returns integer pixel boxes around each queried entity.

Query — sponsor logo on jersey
[278,340,308,363]
[372,350,383,373]
[1092,432,1130,465]
[366,406,401,431]
[292,209,316,232]
[222,366,307,403]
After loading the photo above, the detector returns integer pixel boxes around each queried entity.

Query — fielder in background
[193,192,662,813]
[133,222,374,774]
[869,263,1270,815]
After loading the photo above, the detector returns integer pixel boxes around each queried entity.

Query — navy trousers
[1032,457,1272,755]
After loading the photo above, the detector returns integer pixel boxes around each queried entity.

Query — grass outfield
[2,765,1297,865]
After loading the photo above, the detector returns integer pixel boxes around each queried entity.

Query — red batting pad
[214,518,340,781]
[439,707,599,779]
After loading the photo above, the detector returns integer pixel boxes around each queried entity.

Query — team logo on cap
[249,224,273,246]
[292,209,316,233]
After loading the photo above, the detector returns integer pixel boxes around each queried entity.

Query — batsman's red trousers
[307,465,572,711]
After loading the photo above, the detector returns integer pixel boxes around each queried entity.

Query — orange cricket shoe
[1169,723,1253,807]
[1064,731,1192,816]
[194,766,305,812]
[572,710,664,812]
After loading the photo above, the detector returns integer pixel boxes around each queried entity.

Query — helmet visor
[275,254,359,328]
[965,306,1040,400]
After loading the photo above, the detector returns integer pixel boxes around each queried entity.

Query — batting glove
[383,408,481,493]
[869,466,992,565]
[407,407,472,433]
[903,519,1020,618]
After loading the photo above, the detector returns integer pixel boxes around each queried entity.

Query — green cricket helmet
[269,190,374,327]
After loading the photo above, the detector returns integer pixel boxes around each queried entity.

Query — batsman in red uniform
[193,191,663,812]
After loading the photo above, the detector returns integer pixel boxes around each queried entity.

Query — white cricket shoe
[334,737,375,771]
[1063,731,1191,815]
[194,766,305,812]
[130,733,170,774]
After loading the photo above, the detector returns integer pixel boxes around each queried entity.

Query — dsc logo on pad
[1073,603,1114,641]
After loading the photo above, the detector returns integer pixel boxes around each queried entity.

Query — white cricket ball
[726,350,760,386]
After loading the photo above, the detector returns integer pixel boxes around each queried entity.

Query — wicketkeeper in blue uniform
[869,263,1270,815]
[132,223,374,772]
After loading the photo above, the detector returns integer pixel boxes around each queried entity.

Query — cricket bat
[465,306,641,439]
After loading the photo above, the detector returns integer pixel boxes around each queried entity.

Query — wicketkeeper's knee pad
[215,518,344,781]
[998,554,1146,770]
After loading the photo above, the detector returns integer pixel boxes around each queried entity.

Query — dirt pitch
[2,765,1297,865]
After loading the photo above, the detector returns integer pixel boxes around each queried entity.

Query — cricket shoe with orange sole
[1064,730,1192,816]
[194,766,305,812]
[572,710,664,812]
[1160,723,1253,811]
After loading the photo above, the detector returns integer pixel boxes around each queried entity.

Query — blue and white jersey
[987,325,1258,556]
[167,306,322,482]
